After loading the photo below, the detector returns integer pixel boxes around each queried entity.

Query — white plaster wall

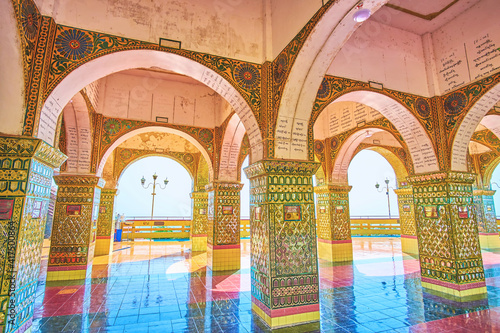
[99,71,231,128]
[328,20,429,97]
[270,0,323,59]
[118,132,200,153]
[362,131,402,147]
[83,81,101,111]
[0,0,25,135]
[432,0,500,94]
[34,0,264,63]
[314,102,383,140]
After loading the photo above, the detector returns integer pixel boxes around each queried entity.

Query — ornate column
[244,160,320,329]
[95,189,117,256]
[0,137,66,333]
[409,172,486,299]
[190,191,208,252]
[315,185,352,262]
[47,175,105,281]
[394,187,418,255]
[474,189,500,249]
[205,181,243,271]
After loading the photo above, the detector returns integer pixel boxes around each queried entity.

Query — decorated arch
[274,0,390,160]
[36,49,263,162]
[326,91,438,175]
[450,81,500,171]
[97,126,214,180]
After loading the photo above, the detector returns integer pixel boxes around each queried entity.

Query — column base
[421,277,487,301]
[46,265,90,281]
[251,297,319,328]
[401,235,419,255]
[191,234,207,252]
[94,236,114,256]
[479,233,500,250]
[207,244,240,271]
[317,239,353,262]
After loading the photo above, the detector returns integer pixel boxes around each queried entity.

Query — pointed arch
[37,49,263,161]
[480,115,500,140]
[328,91,438,174]
[117,154,195,186]
[364,146,409,185]
[275,0,390,159]
[97,126,213,180]
[331,128,385,184]
[451,83,500,171]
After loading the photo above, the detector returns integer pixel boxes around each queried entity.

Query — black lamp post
[141,173,169,219]
[375,178,395,218]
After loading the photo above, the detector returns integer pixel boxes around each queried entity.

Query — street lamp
[375,178,395,218]
[141,173,169,219]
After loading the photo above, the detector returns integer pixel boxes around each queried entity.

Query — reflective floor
[33,238,500,332]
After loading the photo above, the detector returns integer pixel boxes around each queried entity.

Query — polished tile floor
[33,238,500,332]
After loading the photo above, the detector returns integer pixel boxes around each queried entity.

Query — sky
[490,166,500,215]
[114,150,403,219]
[114,156,192,218]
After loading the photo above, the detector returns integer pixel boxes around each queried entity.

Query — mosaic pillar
[408,172,486,299]
[474,189,500,249]
[394,187,418,255]
[244,160,320,329]
[205,182,243,271]
[95,189,117,256]
[190,191,208,252]
[315,185,353,262]
[0,137,66,333]
[47,175,105,281]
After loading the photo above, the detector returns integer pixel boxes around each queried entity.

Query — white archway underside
[97,126,214,180]
[452,84,500,171]
[37,49,263,162]
[332,128,384,184]
[219,114,246,181]
[63,93,92,174]
[275,0,390,159]
[333,91,438,174]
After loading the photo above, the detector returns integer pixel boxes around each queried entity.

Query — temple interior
[1,0,500,332]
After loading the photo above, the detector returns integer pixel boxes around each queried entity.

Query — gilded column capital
[407,171,477,185]
[244,159,320,179]
[394,187,413,196]
[205,181,244,192]
[190,190,208,199]
[100,188,118,197]
[0,135,67,168]
[314,184,352,194]
[53,175,105,188]
[473,189,496,196]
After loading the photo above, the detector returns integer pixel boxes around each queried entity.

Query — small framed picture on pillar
[458,206,469,219]
[199,208,206,215]
[487,205,492,212]
[222,206,233,215]
[99,205,106,214]
[284,205,301,221]
[319,206,326,214]
[335,206,344,214]
[403,204,411,212]
[67,205,82,216]
[424,205,438,218]
[0,199,14,220]
[254,206,261,221]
